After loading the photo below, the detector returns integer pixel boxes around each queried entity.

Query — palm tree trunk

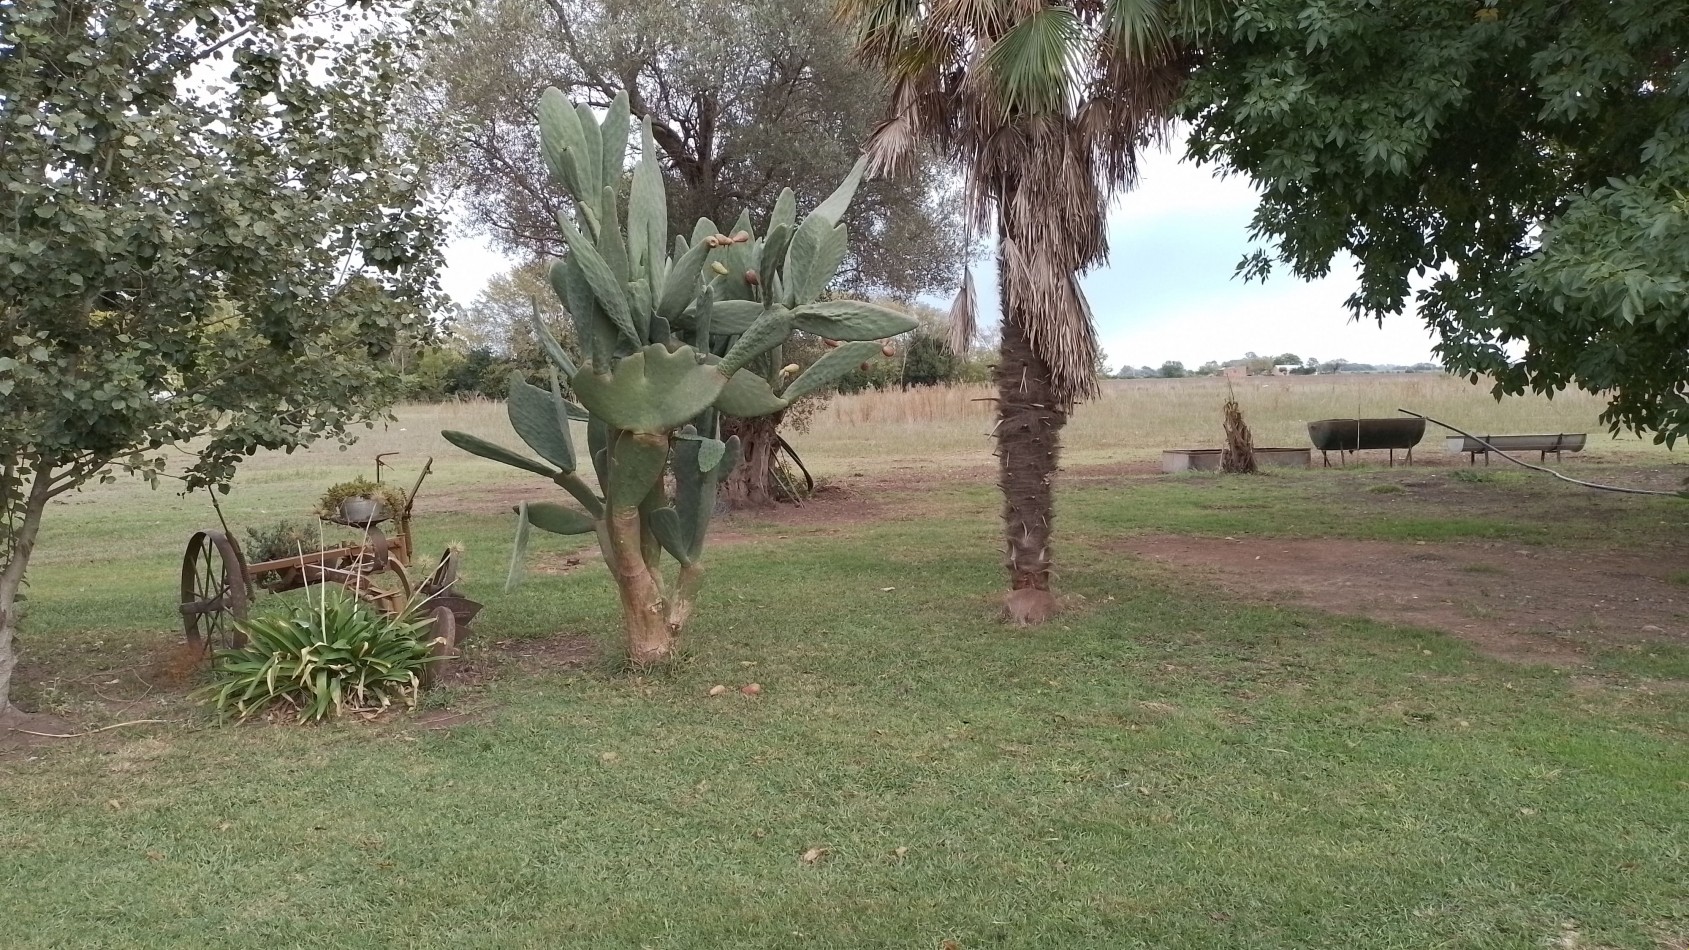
[995,242,1067,625]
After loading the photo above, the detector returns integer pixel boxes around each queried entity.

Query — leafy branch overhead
[1181,0,1689,443]
[442,87,916,665]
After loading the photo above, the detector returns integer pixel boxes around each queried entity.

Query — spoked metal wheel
[181,531,252,654]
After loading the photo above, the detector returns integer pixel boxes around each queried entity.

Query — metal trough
[1161,448,1312,473]
[1306,418,1426,466]
[1444,433,1587,464]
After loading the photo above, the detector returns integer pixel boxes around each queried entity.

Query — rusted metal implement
[179,457,482,671]
[1306,417,1427,467]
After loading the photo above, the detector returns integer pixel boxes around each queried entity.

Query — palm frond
[977,5,1084,119]
[947,266,978,355]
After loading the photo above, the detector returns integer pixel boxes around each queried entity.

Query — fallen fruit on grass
[740,683,762,696]
[708,684,728,697]
[881,345,896,357]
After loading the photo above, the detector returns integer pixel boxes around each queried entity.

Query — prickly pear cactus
[441,87,918,665]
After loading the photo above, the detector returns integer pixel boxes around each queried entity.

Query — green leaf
[769,187,797,235]
[714,367,787,418]
[783,341,882,402]
[810,156,868,226]
[783,216,848,305]
[555,212,639,349]
[758,223,793,291]
[646,506,694,567]
[574,101,603,203]
[790,300,920,341]
[599,91,631,192]
[718,310,795,377]
[506,374,576,472]
[607,430,669,509]
[697,437,727,473]
[979,6,1082,118]
[507,502,533,592]
[693,299,769,336]
[657,239,711,320]
[628,117,667,278]
[525,501,598,535]
[551,257,615,370]
[530,299,577,377]
[570,344,728,434]
[538,87,589,197]
[442,431,557,479]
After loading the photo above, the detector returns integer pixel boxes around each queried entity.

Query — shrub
[243,518,319,586]
[316,477,408,521]
[203,590,439,723]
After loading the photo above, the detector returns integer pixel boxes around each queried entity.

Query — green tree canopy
[0,0,452,712]
[1182,0,1689,441]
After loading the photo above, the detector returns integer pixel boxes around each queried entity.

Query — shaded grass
[4,466,1688,949]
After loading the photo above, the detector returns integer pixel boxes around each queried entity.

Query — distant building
[1273,364,1297,376]
[1222,365,1249,379]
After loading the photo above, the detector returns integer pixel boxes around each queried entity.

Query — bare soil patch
[0,710,81,755]
[1119,535,1688,665]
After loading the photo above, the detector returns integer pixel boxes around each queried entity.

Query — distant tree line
[1110,352,1444,379]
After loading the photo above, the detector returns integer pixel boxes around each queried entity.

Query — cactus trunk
[605,507,675,663]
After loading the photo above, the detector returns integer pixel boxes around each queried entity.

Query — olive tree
[0,0,452,715]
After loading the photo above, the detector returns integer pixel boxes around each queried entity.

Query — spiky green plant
[203,589,439,724]
[442,87,917,665]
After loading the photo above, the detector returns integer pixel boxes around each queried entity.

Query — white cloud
[1095,266,1441,370]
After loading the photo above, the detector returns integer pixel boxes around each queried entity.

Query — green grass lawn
[3,462,1687,949]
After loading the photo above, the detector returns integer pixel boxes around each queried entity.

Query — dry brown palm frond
[948,266,979,355]
[843,0,1207,406]
[1220,390,1258,474]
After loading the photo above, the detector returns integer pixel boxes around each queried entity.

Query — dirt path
[1119,535,1688,665]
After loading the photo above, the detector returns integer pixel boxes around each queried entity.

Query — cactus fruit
[441,85,919,666]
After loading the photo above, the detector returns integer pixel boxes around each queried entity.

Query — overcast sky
[438,147,1442,372]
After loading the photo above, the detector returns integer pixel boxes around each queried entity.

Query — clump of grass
[1452,469,1492,484]
[1368,484,1406,494]
[1459,563,1506,575]
[1669,571,1689,587]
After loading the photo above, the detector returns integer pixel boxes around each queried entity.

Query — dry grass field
[801,373,1659,474]
[259,372,1661,488]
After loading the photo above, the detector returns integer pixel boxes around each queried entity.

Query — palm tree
[840,0,1208,624]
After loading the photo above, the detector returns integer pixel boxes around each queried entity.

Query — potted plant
[316,477,407,525]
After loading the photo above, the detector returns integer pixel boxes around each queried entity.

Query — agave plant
[204,589,439,724]
[442,86,917,665]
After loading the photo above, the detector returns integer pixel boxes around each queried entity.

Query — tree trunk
[720,412,784,509]
[604,507,674,665]
[995,261,1068,627]
[0,465,55,714]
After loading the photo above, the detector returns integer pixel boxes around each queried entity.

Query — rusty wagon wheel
[181,530,252,654]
